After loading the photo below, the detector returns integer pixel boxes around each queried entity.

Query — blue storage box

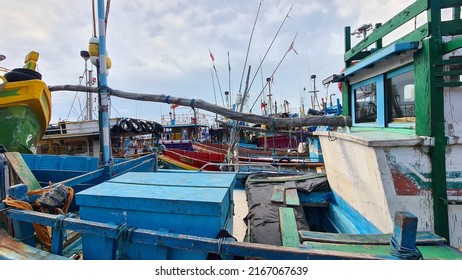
[75,172,236,260]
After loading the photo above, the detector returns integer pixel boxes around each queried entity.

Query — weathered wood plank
[304,240,462,260]
[442,0,462,9]
[299,230,447,245]
[395,23,430,44]
[285,189,300,206]
[442,36,462,54]
[4,152,41,190]
[279,207,299,248]
[271,185,285,203]
[247,173,326,183]
[441,19,462,36]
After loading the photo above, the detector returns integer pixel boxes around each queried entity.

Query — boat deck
[232,188,248,241]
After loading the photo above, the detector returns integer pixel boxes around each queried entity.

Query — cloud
[2,0,426,123]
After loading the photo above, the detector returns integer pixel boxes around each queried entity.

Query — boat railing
[3,208,390,260]
[199,162,281,173]
[160,113,209,126]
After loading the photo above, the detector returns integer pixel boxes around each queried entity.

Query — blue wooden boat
[1,0,462,260]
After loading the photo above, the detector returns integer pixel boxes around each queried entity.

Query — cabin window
[351,66,414,128]
[385,65,415,127]
[351,76,385,127]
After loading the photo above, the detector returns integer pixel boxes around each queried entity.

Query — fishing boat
[192,142,324,172]
[158,148,224,171]
[316,0,462,250]
[38,117,162,158]
[1,0,462,261]
[0,52,51,154]
[158,105,211,150]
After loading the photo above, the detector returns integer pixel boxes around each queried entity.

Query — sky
[1,0,418,124]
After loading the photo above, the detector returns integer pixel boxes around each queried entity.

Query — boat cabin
[317,0,462,249]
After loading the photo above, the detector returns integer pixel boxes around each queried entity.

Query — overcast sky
[1,0,417,123]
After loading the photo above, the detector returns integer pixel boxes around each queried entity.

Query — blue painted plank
[51,228,64,255]
[343,41,420,77]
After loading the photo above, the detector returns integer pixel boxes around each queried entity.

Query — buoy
[88,37,112,70]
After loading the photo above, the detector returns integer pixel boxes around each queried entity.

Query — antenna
[351,23,373,39]
[308,75,319,110]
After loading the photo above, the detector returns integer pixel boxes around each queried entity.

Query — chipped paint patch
[390,165,422,195]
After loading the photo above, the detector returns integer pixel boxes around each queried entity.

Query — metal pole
[97,0,111,168]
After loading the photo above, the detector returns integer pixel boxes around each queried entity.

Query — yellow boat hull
[0,80,51,153]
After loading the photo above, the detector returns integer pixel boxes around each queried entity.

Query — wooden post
[414,0,449,240]
[7,184,35,247]
[392,211,418,251]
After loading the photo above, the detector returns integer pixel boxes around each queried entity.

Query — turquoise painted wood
[299,230,446,245]
[279,207,300,247]
[109,171,237,189]
[343,42,420,77]
[75,172,233,260]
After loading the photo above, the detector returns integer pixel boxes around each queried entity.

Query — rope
[389,236,423,260]
[189,98,195,110]
[3,185,75,251]
[115,225,137,260]
[99,85,111,94]
[271,119,276,156]
[217,237,225,256]
[54,214,66,229]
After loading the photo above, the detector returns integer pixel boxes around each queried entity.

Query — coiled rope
[389,236,423,260]
[3,186,74,250]
[115,225,137,260]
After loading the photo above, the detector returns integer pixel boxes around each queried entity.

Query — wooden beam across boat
[49,85,352,128]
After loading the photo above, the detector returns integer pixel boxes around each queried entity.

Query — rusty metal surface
[0,229,68,260]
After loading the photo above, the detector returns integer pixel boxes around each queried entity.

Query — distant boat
[158,148,223,171]
[38,118,162,158]
[193,142,324,172]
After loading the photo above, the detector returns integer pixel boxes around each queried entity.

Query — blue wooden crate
[75,172,234,260]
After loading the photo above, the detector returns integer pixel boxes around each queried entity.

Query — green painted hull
[0,105,42,154]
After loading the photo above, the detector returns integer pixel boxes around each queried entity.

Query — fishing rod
[246,4,294,99]
[105,0,111,33]
[227,51,232,107]
[250,31,299,111]
[209,50,225,107]
[238,0,262,95]
[210,68,218,122]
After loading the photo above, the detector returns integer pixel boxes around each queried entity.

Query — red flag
[209,50,215,62]
[289,42,298,55]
